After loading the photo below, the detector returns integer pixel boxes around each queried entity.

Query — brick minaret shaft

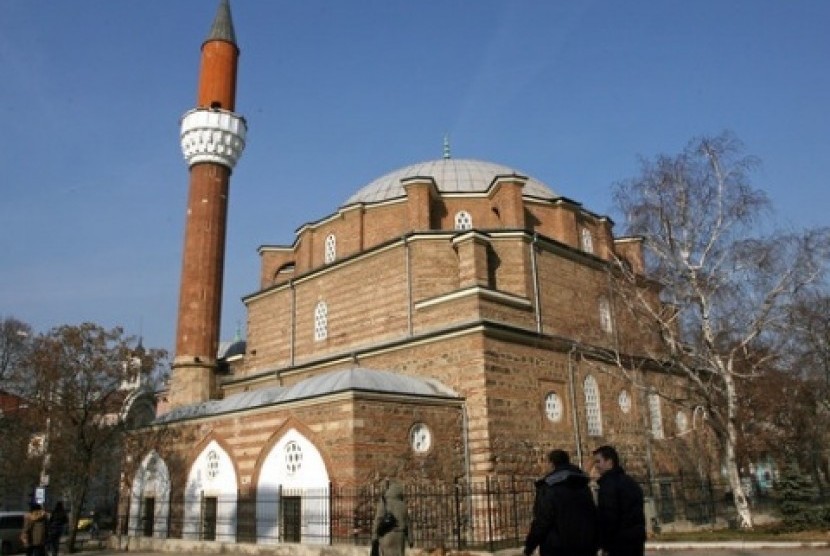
[170,0,247,408]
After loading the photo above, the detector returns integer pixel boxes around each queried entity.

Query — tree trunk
[724,371,754,528]
[66,488,87,553]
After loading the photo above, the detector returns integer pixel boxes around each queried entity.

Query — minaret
[170,0,246,408]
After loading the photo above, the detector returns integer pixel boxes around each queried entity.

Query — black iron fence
[118,475,781,550]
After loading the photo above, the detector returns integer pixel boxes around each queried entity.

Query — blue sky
[1,0,828,356]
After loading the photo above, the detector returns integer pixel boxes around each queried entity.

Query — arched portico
[128,450,171,538]
[256,427,330,544]
[183,439,238,542]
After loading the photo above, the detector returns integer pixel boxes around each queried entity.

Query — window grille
[314,301,328,341]
[584,376,603,436]
[324,234,336,264]
[454,211,473,231]
[580,227,594,253]
[544,392,563,422]
[649,392,664,439]
[599,297,613,334]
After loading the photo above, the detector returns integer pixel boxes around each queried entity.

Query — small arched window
[580,227,594,254]
[599,297,613,334]
[314,301,328,341]
[324,234,336,264]
[584,375,603,436]
[454,210,473,231]
[544,392,564,423]
[676,411,689,434]
[692,405,707,429]
[618,389,632,413]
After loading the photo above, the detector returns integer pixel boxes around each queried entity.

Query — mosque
[123,0,713,546]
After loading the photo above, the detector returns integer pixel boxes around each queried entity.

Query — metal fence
[118,475,780,550]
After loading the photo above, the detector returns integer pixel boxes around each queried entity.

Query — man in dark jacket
[592,445,646,556]
[523,449,597,556]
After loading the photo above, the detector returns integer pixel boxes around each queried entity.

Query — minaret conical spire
[207,0,237,45]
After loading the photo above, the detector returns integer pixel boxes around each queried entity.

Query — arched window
[618,389,632,413]
[649,391,664,439]
[580,227,594,254]
[314,301,328,341]
[544,392,564,423]
[692,405,707,429]
[599,297,613,334]
[676,410,689,434]
[454,210,473,231]
[324,234,336,264]
[584,375,603,436]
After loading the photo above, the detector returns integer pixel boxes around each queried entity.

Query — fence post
[453,480,463,550]
[707,476,716,528]
[512,475,520,544]
[327,482,333,546]
[486,476,494,552]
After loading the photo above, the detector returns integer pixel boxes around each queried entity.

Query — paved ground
[72,547,830,556]
[648,550,828,555]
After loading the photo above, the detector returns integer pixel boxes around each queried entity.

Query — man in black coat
[592,445,647,556]
[523,449,597,556]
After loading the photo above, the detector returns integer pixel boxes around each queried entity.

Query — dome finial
[443,134,451,159]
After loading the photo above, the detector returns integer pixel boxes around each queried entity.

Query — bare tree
[0,316,32,383]
[782,291,830,490]
[0,316,36,508]
[607,132,830,528]
[739,365,829,493]
[21,322,166,551]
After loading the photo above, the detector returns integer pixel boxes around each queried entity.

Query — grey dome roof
[344,159,558,206]
[218,339,246,359]
[156,368,458,424]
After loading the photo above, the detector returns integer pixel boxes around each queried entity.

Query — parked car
[0,511,25,555]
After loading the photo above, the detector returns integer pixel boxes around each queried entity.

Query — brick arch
[272,261,295,284]
[183,430,242,486]
[181,430,240,542]
[249,415,334,488]
[128,449,171,538]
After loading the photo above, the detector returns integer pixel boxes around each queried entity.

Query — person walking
[371,480,411,556]
[46,502,67,556]
[20,503,49,556]
[523,449,597,556]
[592,445,646,556]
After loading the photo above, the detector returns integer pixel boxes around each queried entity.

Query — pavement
[647,540,830,551]
[66,540,830,556]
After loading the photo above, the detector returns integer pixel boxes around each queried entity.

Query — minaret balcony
[180,107,247,170]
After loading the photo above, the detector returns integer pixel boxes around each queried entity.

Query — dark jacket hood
[539,463,590,488]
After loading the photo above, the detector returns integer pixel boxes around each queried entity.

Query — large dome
[343,158,558,206]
